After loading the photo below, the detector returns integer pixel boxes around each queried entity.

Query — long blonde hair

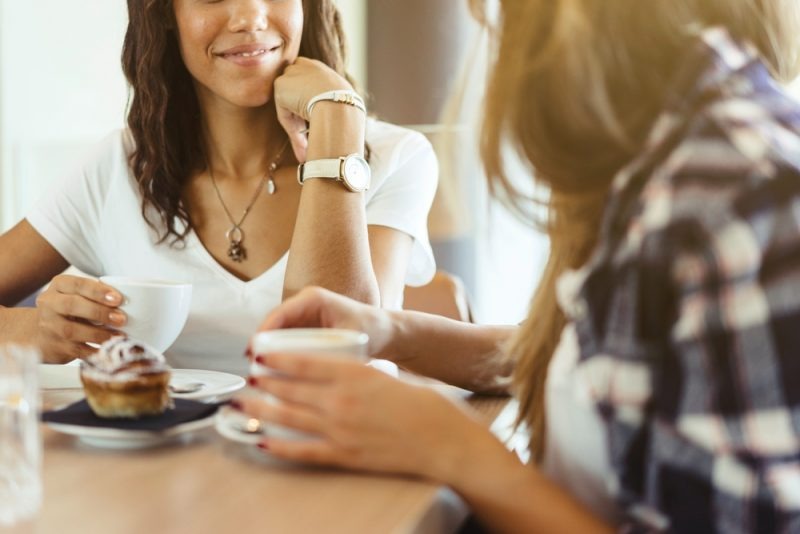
[472,0,800,461]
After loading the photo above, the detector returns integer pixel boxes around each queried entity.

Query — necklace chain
[208,140,289,263]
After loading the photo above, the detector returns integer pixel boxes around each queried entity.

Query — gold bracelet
[306,90,367,118]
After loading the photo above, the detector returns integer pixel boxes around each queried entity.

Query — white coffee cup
[249,328,369,440]
[99,276,192,353]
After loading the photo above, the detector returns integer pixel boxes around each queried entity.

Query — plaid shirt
[563,28,800,533]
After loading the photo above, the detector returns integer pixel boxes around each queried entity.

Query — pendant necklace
[208,140,289,263]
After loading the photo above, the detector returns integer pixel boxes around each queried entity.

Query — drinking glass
[0,345,42,527]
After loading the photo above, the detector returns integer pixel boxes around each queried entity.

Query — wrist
[381,308,408,362]
[306,89,365,118]
[435,415,525,496]
[306,104,365,160]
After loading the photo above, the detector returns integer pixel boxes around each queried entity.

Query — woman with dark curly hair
[0,0,438,374]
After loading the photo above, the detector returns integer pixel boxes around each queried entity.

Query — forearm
[0,306,39,345]
[460,450,612,533]
[385,310,515,392]
[283,105,378,304]
[436,420,612,534]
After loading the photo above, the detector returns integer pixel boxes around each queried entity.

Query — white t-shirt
[27,119,437,376]
[542,269,621,525]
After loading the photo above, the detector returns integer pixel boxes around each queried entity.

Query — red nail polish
[229,400,243,411]
[247,376,257,387]
[257,442,270,451]
[255,355,265,365]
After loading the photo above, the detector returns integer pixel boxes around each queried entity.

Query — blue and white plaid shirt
[563,28,800,533]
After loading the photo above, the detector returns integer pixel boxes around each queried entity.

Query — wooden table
[16,388,515,534]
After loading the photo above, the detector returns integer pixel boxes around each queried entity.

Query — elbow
[338,281,380,306]
[357,285,381,307]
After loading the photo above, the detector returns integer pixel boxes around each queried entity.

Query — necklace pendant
[225,225,246,262]
[267,177,276,195]
[228,240,246,262]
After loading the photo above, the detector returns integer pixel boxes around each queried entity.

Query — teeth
[234,50,265,57]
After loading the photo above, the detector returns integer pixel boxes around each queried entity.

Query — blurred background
[4,1,796,324]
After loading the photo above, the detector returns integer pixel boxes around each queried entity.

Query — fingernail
[109,312,126,325]
[257,441,270,451]
[247,376,258,387]
[255,355,265,365]
[104,292,119,304]
[229,399,243,411]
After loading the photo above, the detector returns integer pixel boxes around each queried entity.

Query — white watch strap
[300,158,343,181]
[306,90,366,118]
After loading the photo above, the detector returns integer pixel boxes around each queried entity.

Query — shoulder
[78,128,135,183]
[673,83,800,196]
[638,89,800,253]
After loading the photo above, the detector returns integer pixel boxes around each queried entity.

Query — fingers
[70,341,99,360]
[257,438,343,467]
[235,395,326,435]
[38,276,125,331]
[40,292,126,327]
[51,275,122,306]
[274,57,353,120]
[248,374,328,406]
[40,313,119,346]
[276,108,308,163]
[288,130,308,164]
[257,287,332,331]
[43,340,101,363]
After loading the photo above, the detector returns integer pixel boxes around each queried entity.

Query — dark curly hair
[122,0,354,244]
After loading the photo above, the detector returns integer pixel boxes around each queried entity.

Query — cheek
[175,15,214,70]
[282,8,304,56]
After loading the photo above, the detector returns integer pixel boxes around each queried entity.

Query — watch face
[342,156,371,192]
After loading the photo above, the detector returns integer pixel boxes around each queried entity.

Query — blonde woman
[236,0,800,531]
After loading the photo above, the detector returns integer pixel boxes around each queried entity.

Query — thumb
[258,288,329,332]
[289,132,308,164]
[276,107,309,163]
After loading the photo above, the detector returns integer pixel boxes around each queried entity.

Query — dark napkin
[41,398,222,432]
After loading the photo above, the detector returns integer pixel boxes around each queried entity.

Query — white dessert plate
[169,369,245,401]
[38,362,81,390]
[38,365,244,402]
[46,414,216,449]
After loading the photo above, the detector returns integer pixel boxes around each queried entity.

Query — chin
[236,80,276,107]
[238,94,274,109]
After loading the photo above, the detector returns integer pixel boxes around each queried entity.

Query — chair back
[403,271,473,322]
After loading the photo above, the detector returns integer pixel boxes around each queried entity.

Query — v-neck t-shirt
[27,119,437,376]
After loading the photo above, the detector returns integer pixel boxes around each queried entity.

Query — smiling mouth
[219,45,281,59]
[227,49,266,58]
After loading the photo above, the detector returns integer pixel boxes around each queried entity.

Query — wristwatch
[297,154,371,193]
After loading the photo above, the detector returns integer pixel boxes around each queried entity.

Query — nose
[228,0,268,33]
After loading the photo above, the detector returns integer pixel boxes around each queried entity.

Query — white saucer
[215,407,315,445]
[38,362,81,390]
[215,410,266,446]
[38,365,245,403]
[46,414,215,449]
[169,369,246,402]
